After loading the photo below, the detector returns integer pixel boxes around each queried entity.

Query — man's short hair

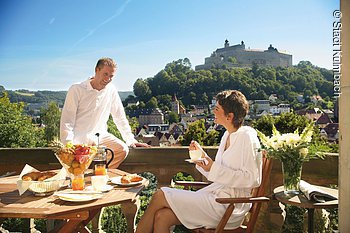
[95,57,117,70]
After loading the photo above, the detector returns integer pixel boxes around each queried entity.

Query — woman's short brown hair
[215,90,249,128]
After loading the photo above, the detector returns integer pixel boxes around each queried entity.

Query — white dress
[161,126,262,230]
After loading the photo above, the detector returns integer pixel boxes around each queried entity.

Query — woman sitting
[135,90,262,233]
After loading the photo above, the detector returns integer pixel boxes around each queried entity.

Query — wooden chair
[174,155,272,233]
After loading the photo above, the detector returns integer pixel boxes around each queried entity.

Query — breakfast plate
[185,158,205,163]
[85,185,113,192]
[54,192,103,202]
[110,176,144,186]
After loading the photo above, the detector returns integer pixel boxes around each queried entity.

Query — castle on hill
[195,40,292,70]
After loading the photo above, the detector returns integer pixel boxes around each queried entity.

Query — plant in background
[97,172,158,232]
[281,205,306,233]
[257,122,324,194]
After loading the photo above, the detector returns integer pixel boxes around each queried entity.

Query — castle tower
[224,39,230,48]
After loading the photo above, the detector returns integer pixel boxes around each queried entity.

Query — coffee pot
[91,146,115,169]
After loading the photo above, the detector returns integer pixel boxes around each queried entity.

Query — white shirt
[60,78,137,146]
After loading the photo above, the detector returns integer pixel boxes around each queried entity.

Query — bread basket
[17,165,68,196]
[24,179,66,196]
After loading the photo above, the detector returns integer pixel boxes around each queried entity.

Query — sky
[0,0,340,91]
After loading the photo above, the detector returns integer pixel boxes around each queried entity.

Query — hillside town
[125,93,338,147]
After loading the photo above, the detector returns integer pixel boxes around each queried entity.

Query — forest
[129,59,334,111]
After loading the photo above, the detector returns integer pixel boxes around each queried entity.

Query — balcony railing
[0,147,339,232]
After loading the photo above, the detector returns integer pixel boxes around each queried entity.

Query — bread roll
[22,171,57,181]
[22,172,42,181]
[121,174,143,184]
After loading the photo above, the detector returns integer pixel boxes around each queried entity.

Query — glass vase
[281,159,303,195]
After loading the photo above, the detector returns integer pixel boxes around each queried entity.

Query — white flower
[299,148,309,157]
[257,122,315,161]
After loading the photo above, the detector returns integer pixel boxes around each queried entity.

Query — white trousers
[99,133,129,169]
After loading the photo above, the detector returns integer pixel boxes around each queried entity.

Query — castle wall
[195,42,292,70]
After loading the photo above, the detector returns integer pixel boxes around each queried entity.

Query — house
[147,124,169,134]
[139,108,164,126]
[269,94,278,103]
[189,105,208,115]
[126,108,164,126]
[126,100,139,107]
[135,134,159,146]
[180,114,200,129]
[322,109,334,120]
[253,100,271,112]
[296,108,323,121]
[278,103,291,114]
[320,123,339,142]
[316,113,333,128]
[135,126,148,137]
[168,123,184,135]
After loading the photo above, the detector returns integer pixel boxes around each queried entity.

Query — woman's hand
[190,140,213,172]
[189,140,200,151]
[195,156,213,172]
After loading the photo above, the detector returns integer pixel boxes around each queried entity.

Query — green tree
[133,79,151,102]
[0,92,44,147]
[252,112,311,137]
[145,97,158,109]
[40,101,61,144]
[228,56,237,64]
[181,119,218,146]
[168,111,179,124]
[107,116,139,140]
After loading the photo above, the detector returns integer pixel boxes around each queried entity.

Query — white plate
[110,176,144,186]
[55,193,103,202]
[85,185,113,192]
[185,158,205,163]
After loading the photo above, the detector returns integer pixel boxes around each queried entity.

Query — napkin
[299,180,338,203]
[17,164,67,195]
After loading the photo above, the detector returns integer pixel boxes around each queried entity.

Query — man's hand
[130,142,151,148]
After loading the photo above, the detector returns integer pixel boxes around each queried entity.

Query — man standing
[60,57,150,168]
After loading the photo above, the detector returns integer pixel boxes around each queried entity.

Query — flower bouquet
[257,122,323,194]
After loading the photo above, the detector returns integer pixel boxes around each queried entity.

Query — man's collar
[83,77,95,91]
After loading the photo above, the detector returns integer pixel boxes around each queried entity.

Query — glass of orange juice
[71,174,85,190]
[94,164,107,176]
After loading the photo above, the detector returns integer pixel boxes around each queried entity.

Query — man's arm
[60,86,78,144]
[110,89,138,146]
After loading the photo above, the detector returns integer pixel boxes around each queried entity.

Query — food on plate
[121,174,143,184]
[50,140,97,176]
[22,171,57,181]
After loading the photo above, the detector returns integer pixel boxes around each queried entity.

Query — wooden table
[273,185,338,233]
[0,169,148,233]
